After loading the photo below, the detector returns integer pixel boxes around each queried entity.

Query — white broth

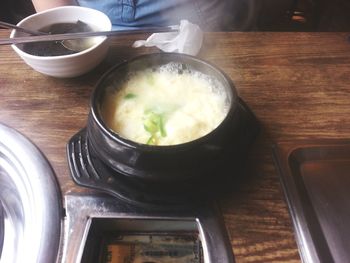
[102,63,230,145]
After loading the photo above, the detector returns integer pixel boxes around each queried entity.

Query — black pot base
[67,98,259,209]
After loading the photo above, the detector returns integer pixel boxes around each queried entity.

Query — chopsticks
[0,21,46,35]
[0,26,177,46]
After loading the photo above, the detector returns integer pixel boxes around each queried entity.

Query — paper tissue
[132,20,203,56]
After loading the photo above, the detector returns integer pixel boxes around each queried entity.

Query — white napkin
[132,20,203,56]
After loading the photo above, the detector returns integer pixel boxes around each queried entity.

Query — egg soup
[102,63,230,145]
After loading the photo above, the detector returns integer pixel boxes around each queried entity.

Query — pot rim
[90,53,238,151]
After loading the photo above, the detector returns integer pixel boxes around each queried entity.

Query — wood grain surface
[1,30,350,262]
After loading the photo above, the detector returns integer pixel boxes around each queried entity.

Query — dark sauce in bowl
[22,21,94,56]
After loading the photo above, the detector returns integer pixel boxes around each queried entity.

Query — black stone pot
[87,53,240,184]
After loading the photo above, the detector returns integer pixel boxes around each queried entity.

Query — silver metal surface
[0,123,62,263]
[0,202,3,259]
[61,194,235,263]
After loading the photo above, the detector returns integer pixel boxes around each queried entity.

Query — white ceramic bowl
[10,6,112,78]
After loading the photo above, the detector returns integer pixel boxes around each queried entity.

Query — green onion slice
[124,93,137,99]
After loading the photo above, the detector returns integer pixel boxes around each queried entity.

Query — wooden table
[1,30,350,262]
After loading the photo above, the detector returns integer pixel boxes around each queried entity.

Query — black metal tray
[273,140,350,263]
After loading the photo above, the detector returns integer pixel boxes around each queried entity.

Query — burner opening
[81,218,205,263]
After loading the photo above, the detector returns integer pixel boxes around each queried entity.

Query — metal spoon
[0,20,94,52]
[57,20,99,52]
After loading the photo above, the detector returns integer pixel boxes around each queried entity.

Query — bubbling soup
[102,62,230,146]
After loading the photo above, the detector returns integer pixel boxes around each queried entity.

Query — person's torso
[76,0,228,30]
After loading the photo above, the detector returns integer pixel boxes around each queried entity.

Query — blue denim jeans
[76,0,230,30]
